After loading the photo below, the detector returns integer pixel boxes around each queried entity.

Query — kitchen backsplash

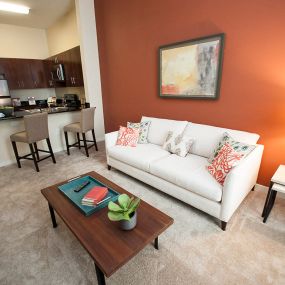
[10,86,85,102]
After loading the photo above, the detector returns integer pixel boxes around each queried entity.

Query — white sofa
[105,116,264,230]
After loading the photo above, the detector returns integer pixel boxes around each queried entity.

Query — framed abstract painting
[159,34,225,99]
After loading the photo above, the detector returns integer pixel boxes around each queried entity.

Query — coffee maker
[64,94,81,110]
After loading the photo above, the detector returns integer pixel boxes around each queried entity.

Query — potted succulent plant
[108,194,140,230]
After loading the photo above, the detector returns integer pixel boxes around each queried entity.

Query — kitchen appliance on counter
[0,74,11,106]
[51,64,65,82]
[64,94,81,110]
[47,96,57,107]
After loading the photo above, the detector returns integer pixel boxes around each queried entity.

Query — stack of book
[81,186,108,206]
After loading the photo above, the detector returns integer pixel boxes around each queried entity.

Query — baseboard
[0,138,105,168]
[255,183,285,199]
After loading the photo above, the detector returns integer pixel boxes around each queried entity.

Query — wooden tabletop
[41,171,173,277]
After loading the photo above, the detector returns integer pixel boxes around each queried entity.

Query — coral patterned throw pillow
[207,143,244,185]
[116,126,140,147]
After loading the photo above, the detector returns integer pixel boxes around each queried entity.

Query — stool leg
[33,142,40,161]
[11,141,21,168]
[46,138,56,164]
[77,133,81,149]
[82,133,89,157]
[92,129,98,151]
[64,132,70,155]
[29,143,39,172]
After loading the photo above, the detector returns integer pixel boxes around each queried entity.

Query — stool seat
[64,122,81,133]
[10,131,28,143]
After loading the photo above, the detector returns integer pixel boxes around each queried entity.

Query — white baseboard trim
[255,183,285,199]
[0,138,105,168]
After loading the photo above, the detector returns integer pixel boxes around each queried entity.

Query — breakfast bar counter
[0,107,80,121]
[0,109,82,167]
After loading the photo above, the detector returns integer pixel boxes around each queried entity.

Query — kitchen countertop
[0,107,82,121]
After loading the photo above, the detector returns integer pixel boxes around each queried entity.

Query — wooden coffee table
[41,171,173,285]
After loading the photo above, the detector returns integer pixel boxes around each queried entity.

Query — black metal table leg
[48,203,57,228]
[263,190,277,223]
[95,263,106,285]
[262,181,273,217]
[154,237,159,250]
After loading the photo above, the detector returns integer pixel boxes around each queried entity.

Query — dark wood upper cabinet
[8,59,34,90]
[64,46,84,87]
[46,46,84,87]
[0,59,10,79]
[0,45,84,90]
[29,59,48,88]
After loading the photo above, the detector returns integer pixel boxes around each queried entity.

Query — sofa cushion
[141,116,188,146]
[162,131,194,157]
[150,153,223,202]
[208,132,256,163]
[207,143,245,186]
[108,143,171,172]
[116,126,140,147]
[127,121,151,144]
[183,123,260,158]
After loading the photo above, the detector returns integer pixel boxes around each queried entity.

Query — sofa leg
[107,165,111,170]
[221,221,227,231]
[251,185,255,191]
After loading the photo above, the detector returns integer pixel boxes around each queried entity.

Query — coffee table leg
[94,263,106,285]
[154,237,159,250]
[48,203,57,228]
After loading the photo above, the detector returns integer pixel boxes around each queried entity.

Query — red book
[82,186,108,204]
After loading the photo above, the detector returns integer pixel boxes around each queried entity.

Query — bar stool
[63,107,98,157]
[10,112,56,172]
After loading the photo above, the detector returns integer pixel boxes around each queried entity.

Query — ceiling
[0,0,74,29]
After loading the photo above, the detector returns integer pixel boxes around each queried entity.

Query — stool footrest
[37,149,51,154]
[37,155,52,162]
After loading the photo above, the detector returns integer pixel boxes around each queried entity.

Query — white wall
[0,24,49,59]
[75,0,105,141]
[46,8,80,56]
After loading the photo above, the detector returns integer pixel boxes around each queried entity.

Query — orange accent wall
[95,0,285,186]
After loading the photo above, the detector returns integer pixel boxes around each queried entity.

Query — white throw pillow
[162,131,194,157]
[127,121,151,144]
[208,132,256,163]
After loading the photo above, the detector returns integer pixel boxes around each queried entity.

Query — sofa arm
[105,131,118,154]
[220,144,264,222]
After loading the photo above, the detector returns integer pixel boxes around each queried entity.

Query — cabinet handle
[21,81,24,88]
[18,81,20,87]
[73,77,76,85]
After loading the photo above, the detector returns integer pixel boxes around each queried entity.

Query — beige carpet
[0,142,284,285]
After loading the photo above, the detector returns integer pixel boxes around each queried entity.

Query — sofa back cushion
[183,123,260,158]
[141,116,188,146]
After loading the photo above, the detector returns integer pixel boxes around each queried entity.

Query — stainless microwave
[51,64,65,82]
